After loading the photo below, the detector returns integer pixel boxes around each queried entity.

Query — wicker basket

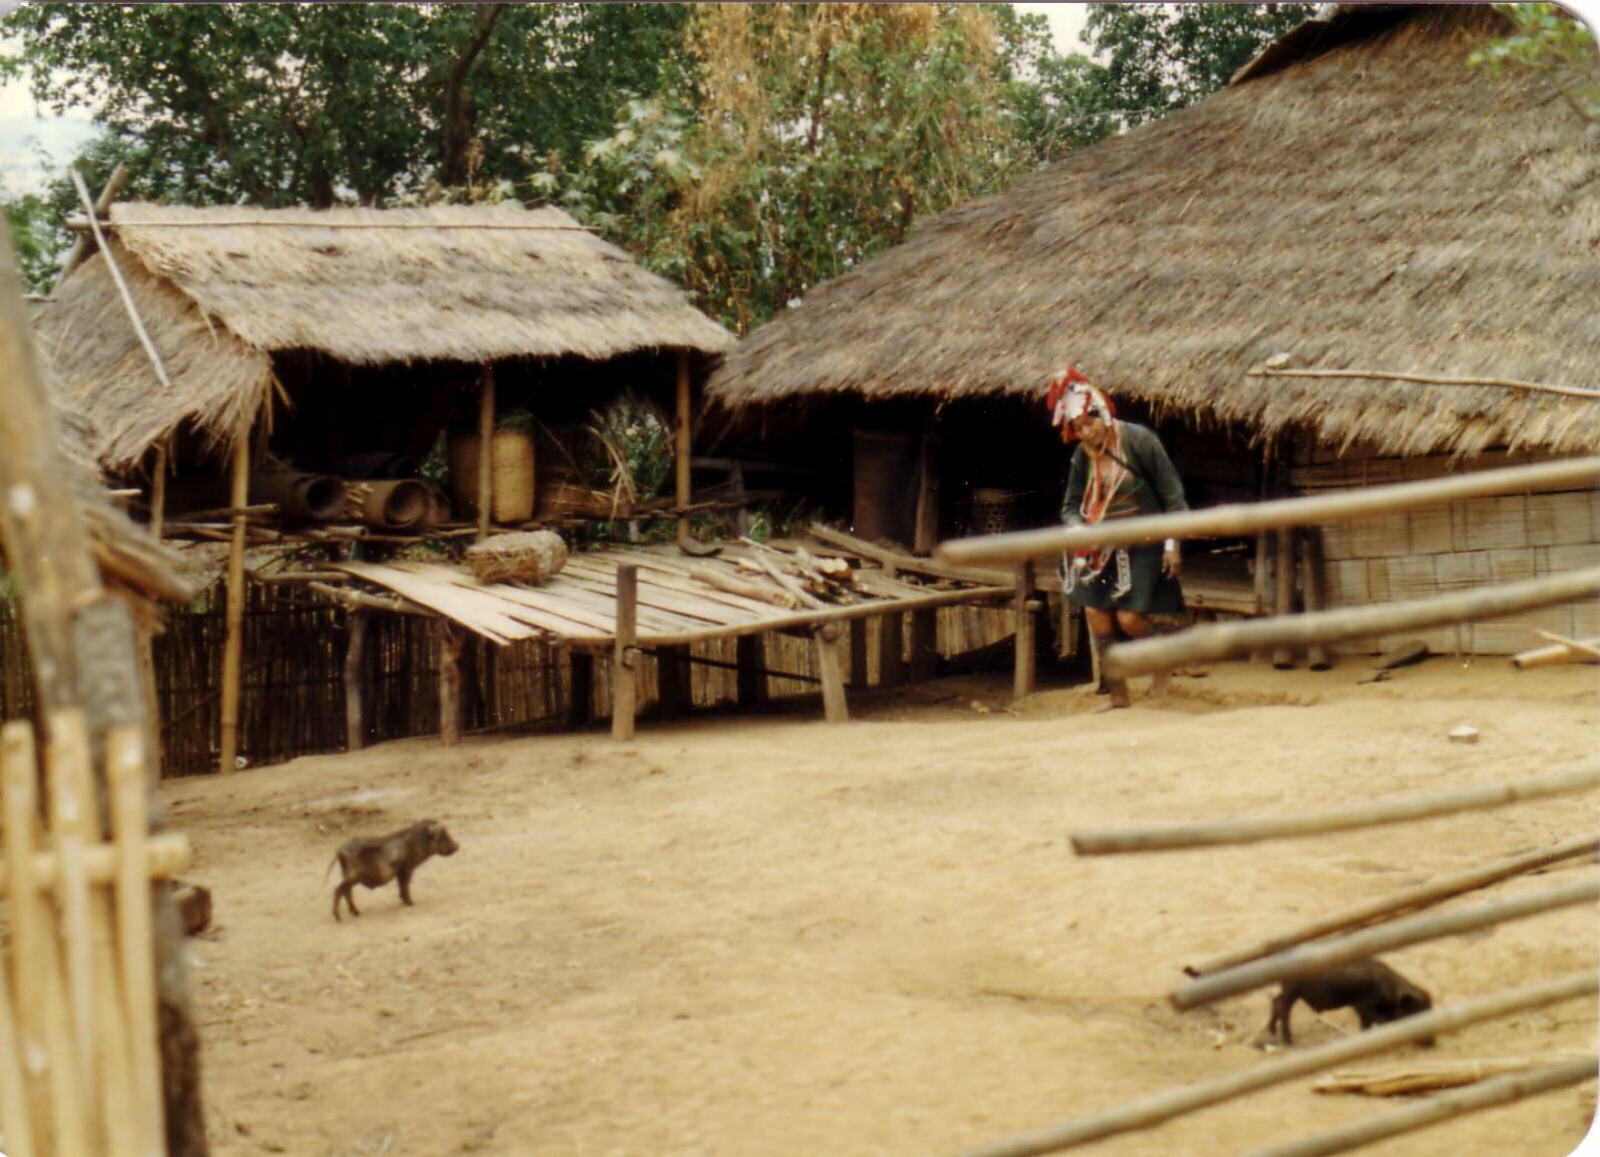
[465,530,569,584]
[448,429,536,522]
[969,488,1022,535]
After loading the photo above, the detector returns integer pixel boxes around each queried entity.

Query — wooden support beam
[612,565,638,740]
[218,429,250,774]
[1102,567,1600,679]
[814,623,849,722]
[476,363,495,542]
[343,610,369,752]
[963,971,1597,1157]
[1300,527,1331,669]
[438,622,463,746]
[939,455,1600,566]
[1014,561,1037,700]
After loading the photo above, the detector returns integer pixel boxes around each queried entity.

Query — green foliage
[1083,2,1316,127]
[1469,3,1600,122]
[2,191,66,293]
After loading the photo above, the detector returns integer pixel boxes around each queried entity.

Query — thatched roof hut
[704,4,1599,461]
[34,202,734,471]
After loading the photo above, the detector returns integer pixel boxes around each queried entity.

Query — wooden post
[149,442,168,539]
[218,428,250,774]
[1300,526,1331,669]
[1271,527,1296,669]
[438,622,463,746]
[1014,560,1037,700]
[815,622,849,722]
[343,610,369,752]
[736,634,768,708]
[658,644,693,716]
[476,363,495,542]
[567,649,595,728]
[612,565,638,740]
[675,352,692,548]
[913,407,939,555]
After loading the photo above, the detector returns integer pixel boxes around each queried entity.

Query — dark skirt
[1062,542,1186,614]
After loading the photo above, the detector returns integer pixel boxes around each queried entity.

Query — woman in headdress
[1048,366,1188,708]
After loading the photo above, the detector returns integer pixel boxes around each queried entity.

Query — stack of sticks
[690,538,858,610]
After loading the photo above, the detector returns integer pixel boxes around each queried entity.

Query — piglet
[325,820,459,922]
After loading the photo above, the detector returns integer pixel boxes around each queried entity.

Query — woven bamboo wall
[1293,454,1600,655]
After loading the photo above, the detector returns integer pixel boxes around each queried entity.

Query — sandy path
[164,656,1599,1156]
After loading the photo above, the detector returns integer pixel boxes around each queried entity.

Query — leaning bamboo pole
[962,970,1597,1157]
[1246,1055,1598,1157]
[937,456,1600,566]
[52,162,128,292]
[1171,875,1600,1011]
[1184,833,1600,976]
[1072,759,1600,855]
[1099,567,1600,678]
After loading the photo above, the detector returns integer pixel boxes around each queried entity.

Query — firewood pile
[689,537,860,609]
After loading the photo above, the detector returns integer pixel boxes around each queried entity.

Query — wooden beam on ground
[1172,876,1599,1011]
[1185,832,1600,977]
[961,970,1597,1157]
[1101,567,1600,679]
[1247,1056,1598,1157]
[1074,758,1600,855]
[218,430,250,774]
[1014,561,1037,700]
[343,610,368,752]
[814,623,849,722]
[476,363,494,542]
[612,565,638,740]
[938,456,1600,567]
[438,622,463,746]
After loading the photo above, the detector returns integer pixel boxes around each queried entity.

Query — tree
[1469,3,1599,122]
[0,4,690,208]
[1083,2,1315,128]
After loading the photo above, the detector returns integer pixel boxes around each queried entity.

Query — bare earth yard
[165,655,1599,1156]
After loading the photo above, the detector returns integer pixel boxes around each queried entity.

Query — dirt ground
[164,652,1600,1157]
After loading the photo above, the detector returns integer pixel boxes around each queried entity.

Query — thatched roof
[705,5,1600,459]
[34,202,734,470]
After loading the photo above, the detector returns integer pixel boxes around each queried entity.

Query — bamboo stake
[1185,833,1600,977]
[107,725,165,1154]
[477,363,494,543]
[2,723,88,1156]
[219,431,251,773]
[937,456,1600,566]
[1246,1055,1598,1157]
[45,707,100,1131]
[1247,364,1600,401]
[0,742,37,1157]
[962,970,1597,1157]
[90,888,137,1157]
[1100,567,1600,679]
[1171,875,1600,1011]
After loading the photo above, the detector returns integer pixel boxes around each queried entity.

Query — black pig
[326,820,459,922]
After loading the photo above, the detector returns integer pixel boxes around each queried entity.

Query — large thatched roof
[705,5,1600,459]
[34,203,734,470]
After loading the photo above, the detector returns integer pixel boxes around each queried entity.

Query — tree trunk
[439,5,504,187]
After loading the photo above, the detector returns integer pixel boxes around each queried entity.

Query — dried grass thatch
[37,202,733,470]
[705,5,1600,459]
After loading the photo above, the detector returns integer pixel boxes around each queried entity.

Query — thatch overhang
[37,202,734,471]
[705,5,1600,460]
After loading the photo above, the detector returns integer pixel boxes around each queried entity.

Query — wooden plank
[546,563,753,629]
[581,550,793,617]
[333,562,540,643]
[392,562,626,636]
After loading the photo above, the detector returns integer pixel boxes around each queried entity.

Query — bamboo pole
[1246,1055,1598,1157]
[1512,634,1600,668]
[477,363,495,542]
[1247,364,1600,401]
[218,431,251,773]
[46,707,100,1131]
[148,442,168,540]
[1185,833,1600,977]
[1100,567,1600,679]
[106,725,165,1154]
[90,886,138,1157]
[344,610,369,752]
[438,623,463,747]
[962,970,1597,1157]
[612,566,638,740]
[675,351,692,549]
[1533,630,1600,660]
[0,740,38,1157]
[1014,561,1037,700]
[937,456,1600,566]
[69,169,171,391]
[52,162,129,291]
[1073,760,1600,855]
[0,837,189,894]
[1172,875,1600,1011]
